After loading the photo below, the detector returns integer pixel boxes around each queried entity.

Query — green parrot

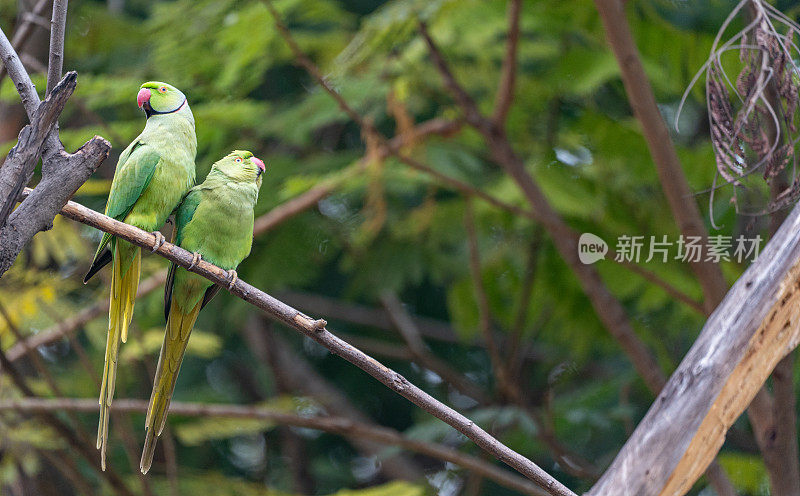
[140,150,265,474]
[84,81,197,470]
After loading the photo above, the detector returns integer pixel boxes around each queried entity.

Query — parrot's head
[214,150,266,189]
[137,81,187,118]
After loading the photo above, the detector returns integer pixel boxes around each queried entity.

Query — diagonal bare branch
[0,24,41,119]
[594,0,728,314]
[380,291,491,404]
[588,196,800,495]
[16,188,576,496]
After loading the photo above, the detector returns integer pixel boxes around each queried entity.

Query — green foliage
[331,481,426,496]
[0,0,781,494]
[716,452,770,496]
[174,397,316,445]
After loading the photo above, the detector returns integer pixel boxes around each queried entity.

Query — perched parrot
[140,150,265,474]
[84,81,197,470]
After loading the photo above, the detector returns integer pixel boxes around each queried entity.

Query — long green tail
[140,297,201,474]
[97,240,141,471]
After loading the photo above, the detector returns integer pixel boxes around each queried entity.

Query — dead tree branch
[0,72,74,228]
[588,198,800,494]
[0,24,40,117]
[0,24,111,278]
[20,189,575,496]
[594,2,791,493]
[0,132,109,276]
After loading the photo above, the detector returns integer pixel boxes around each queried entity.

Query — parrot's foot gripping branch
[150,231,165,252]
[188,252,202,270]
[226,269,238,289]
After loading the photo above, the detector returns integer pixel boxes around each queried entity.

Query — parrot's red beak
[253,157,266,175]
[137,88,151,109]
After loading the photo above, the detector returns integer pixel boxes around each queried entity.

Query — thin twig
[464,200,511,399]
[492,0,522,127]
[380,291,491,404]
[260,0,367,130]
[507,230,543,377]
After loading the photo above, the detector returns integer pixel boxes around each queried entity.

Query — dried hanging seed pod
[679,0,800,217]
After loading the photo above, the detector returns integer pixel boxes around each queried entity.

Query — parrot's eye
[234,157,243,163]
[158,86,167,94]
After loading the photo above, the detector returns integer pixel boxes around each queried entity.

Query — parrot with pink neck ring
[84,81,196,470]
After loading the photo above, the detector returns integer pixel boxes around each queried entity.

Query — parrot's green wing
[106,143,160,216]
[99,143,161,248]
[85,143,161,283]
[164,189,202,321]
